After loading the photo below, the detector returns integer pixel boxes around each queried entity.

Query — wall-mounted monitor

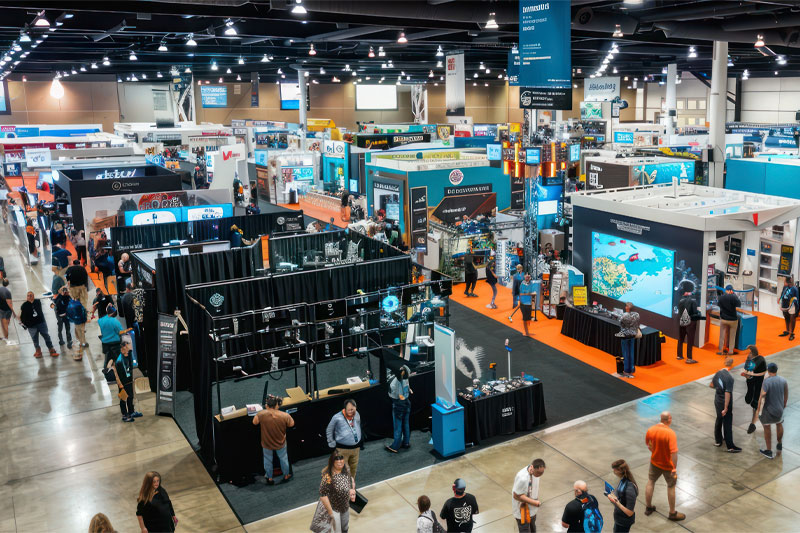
[355,85,398,111]
[181,203,233,221]
[280,83,309,110]
[124,208,181,226]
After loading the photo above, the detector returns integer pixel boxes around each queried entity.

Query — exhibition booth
[583,156,697,190]
[726,157,800,201]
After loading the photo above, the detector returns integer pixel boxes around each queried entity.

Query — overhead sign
[613,131,635,145]
[200,85,227,108]
[323,139,346,159]
[519,87,572,110]
[508,50,520,86]
[486,144,502,161]
[519,0,571,88]
[25,147,51,168]
[584,76,621,102]
[446,53,465,115]
[355,133,430,149]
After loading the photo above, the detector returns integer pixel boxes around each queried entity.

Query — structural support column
[665,63,677,138]
[709,41,728,188]
[297,69,308,151]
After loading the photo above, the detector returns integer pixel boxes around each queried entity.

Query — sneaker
[714,441,722,447]
[779,331,790,337]
[727,446,742,453]
[384,445,398,453]
[131,411,143,418]
[686,359,698,364]
[716,351,724,355]
[760,449,774,459]
[747,423,756,434]
[33,348,43,359]
[265,478,275,485]
[49,348,58,357]
[668,512,686,522]
[485,304,493,309]
[122,416,135,423]
[81,343,89,347]
[490,304,497,309]
[777,442,782,452]
[4,338,17,346]
[677,355,684,360]
[72,354,82,361]
[282,473,293,482]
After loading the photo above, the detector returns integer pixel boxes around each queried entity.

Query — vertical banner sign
[508,51,521,86]
[511,174,525,210]
[155,313,179,416]
[779,245,794,276]
[251,72,259,107]
[519,1,572,88]
[446,53,465,116]
[410,187,429,253]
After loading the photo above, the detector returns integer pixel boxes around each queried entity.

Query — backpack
[66,300,86,324]
[679,307,691,327]
[419,512,444,533]
[581,494,603,533]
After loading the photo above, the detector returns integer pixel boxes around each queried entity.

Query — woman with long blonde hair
[136,471,177,533]
[88,513,115,533]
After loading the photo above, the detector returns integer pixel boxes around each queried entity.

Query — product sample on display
[457,378,546,444]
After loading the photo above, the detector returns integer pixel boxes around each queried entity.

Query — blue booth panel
[765,164,800,200]
[725,159,766,194]
[432,402,465,457]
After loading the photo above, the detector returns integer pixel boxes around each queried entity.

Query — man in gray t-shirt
[758,363,789,459]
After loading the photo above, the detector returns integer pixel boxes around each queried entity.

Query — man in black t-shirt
[561,480,589,532]
[716,285,742,355]
[440,478,479,532]
[92,288,114,320]
[65,260,89,309]
[710,357,741,452]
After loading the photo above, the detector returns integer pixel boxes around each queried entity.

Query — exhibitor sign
[518,1,571,88]
[584,76,620,102]
[519,87,572,110]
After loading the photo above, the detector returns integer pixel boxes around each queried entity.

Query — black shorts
[521,304,532,321]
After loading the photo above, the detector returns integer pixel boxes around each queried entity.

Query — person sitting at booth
[778,276,799,341]
[717,285,744,355]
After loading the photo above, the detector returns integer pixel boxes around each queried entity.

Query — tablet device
[603,481,615,495]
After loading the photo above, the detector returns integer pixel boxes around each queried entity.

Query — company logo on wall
[277,216,286,225]
[209,293,225,308]
[448,169,464,185]
[96,169,138,180]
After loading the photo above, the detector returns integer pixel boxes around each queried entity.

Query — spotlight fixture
[142,74,147,79]
[742,69,749,80]
[368,46,375,58]
[429,70,434,78]
[436,61,443,68]
[129,51,137,61]
[117,77,121,83]
[218,77,223,83]
[131,74,138,81]
[185,66,191,73]
[261,54,269,62]
[19,32,31,43]
[688,46,697,58]
[378,46,385,57]
[473,72,478,78]
[485,12,498,30]
[728,56,734,67]
[157,72,163,78]
[33,11,50,27]
[158,42,168,52]
[775,70,779,76]
[186,34,197,46]
[102,56,110,66]
[236,74,241,81]
[308,44,316,55]
[238,56,245,65]
[612,25,623,38]
[91,62,98,69]
[71,68,77,75]
[332,76,340,82]
[755,34,765,48]
[211,61,218,71]
[777,55,787,65]
[291,0,307,15]
[224,19,237,35]
[79,65,86,72]
[226,68,232,74]
[397,32,407,44]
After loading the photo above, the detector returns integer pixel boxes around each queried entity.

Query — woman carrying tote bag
[311,452,356,533]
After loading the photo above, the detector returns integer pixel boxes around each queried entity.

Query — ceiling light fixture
[612,24,623,38]
[436,46,444,58]
[436,60,443,68]
[613,67,618,74]
[129,51,137,61]
[397,32,408,44]
[332,76,340,82]
[237,56,245,65]
[79,65,86,72]
[142,73,147,79]
[688,46,697,58]
[728,56,734,67]
[308,44,316,55]
[185,66,191,73]
[755,34,765,48]
[102,56,110,66]
[261,54,269,62]
[19,32,31,43]
[473,72,478,78]
[186,34,197,46]
[50,76,64,98]
[158,42,168,52]
[211,61,218,71]
[777,55,787,65]
[218,77,223,83]
[71,68,77,75]
[33,11,50,27]
[236,74,241,81]
[292,0,307,15]
[378,46,385,57]
[429,70,434,78]
[320,67,325,74]
[485,12,498,30]
[224,19,237,35]
[91,62,98,69]
[368,46,375,58]
[277,68,283,74]
[157,72,163,78]
[226,68,232,74]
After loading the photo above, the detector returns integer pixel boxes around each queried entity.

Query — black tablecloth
[458,381,546,445]
[213,371,435,483]
[560,306,661,365]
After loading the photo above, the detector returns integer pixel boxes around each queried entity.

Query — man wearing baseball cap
[440,478,479,532]
[758,363,789,459]
[717,285,743,355]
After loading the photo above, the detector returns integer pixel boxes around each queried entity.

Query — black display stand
[458,381,546,445]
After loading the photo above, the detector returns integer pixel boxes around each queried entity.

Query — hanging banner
[508,51,521,86]
[251,72,259,107]
[155,313,178,416]
[519,0,571,88]
[409,187,428,253]
[446,53,465,116]
[779,245,794,276]
[584,76,621,102]
[519,87,572,110]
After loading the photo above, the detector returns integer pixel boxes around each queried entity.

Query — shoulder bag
[110,363,128,401]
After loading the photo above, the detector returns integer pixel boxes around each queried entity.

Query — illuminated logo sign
[381,295,400,313]
[448,169,464,185]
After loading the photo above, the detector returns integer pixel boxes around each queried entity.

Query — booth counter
[583,156,696,190]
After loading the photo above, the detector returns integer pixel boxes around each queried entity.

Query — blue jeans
[28,322,54,350]
[621,337,635,374]
[390,398,411,449]
[263,444,290,479]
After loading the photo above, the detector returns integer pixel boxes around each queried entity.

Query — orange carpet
[452,282,792,394]
[5,175,54,202]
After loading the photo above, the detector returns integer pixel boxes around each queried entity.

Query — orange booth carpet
[452,282,791,394]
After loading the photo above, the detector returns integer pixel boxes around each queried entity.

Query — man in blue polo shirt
[519,273,536,337]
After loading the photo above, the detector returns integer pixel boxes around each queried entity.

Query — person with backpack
[560,480,602,532]
[676,290,702,364]
[50,286,72,349]
[66,294,87,360]
[607,459,638,533]
[778,276,799,340]
[416,495,444,533]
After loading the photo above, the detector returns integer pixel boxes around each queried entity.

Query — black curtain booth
[185,254,413,462]
[267,230,404,270]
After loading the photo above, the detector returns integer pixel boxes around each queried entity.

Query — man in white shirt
[512,458,546,532]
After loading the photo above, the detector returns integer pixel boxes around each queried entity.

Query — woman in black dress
[136,471,177,533]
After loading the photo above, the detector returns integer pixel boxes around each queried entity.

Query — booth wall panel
[725,159,766,194]
[765,164,800,200]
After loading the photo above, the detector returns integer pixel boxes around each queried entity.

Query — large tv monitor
[355,85,398,111]
[280,83,309,111]
[591,231,675,317]
[181,203,233,221]
[124,208,181,226]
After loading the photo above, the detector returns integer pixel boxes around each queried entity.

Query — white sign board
[434,323,457,406]
[323,139,346,159]
[25,148,51,168]
[584,76,621,102]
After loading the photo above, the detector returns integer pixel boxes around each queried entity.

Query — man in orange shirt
[644,411,685,521]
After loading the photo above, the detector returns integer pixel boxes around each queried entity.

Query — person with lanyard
[113,335,141,422]
[519,273,536,337]
[20,291,57,358]
[615,302,641,379]
[512,264,525,308]
[740,345,767,437]
[607,459,638,532]
[512,458,546,532]
[778,276,799,340]
[101,305,129,383]
[709,357,741,452]
[326,399,363,479]
[385,365,412,454]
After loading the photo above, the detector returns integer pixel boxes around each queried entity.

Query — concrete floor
[2,223,799,533]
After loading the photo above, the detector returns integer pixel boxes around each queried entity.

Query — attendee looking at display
[512,458,545,532]
[778,276,798,340]
[758,363,788,459]
[710,357,741,452]
[717,285,743,355]
[512,264,525,308]
[253,395,294,484]
[519,273,535,337]
[50,243,71,279]
[416,495,442,533]
[440,478,479,533]
[386,365,412,454]
[742,345,767,435]
[117,252,133,288]
[463,254,478,297]
[326,399,362,479]
[19,291,57,359]
[676,290,701,364]
[644,411,685,522]
[94,248,115,292]
[607,459,638,533]
[615,302,640,378]
[136,471,177,532]
[92,287,114,319]
[70,229,87,265]
[65,259,89,309]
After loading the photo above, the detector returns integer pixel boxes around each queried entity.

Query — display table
[457,381,546,445]
[560,306,662,365]
[212,370,435,483]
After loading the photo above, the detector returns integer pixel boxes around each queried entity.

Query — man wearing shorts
[644,411,685,521]
[519,273,535,337]
[758,363,789,459]
[0,280,16,344]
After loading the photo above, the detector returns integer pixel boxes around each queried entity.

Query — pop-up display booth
[583,156,696,190]
[570,184,800,352]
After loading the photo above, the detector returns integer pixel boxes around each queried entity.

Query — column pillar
[709,41,728,188]
[297,69,308,151]
[665,63,677,138]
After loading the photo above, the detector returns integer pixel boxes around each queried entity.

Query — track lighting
[19,32,31,43]
[368,46,375,58]
[79,66,86,72]
[261,54,269,62]
[33,11,50,27]
[186,34,197,47]
[308,44,316,56]
[436,46,444,58]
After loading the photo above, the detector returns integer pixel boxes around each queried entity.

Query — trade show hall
[3,1,800,533]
